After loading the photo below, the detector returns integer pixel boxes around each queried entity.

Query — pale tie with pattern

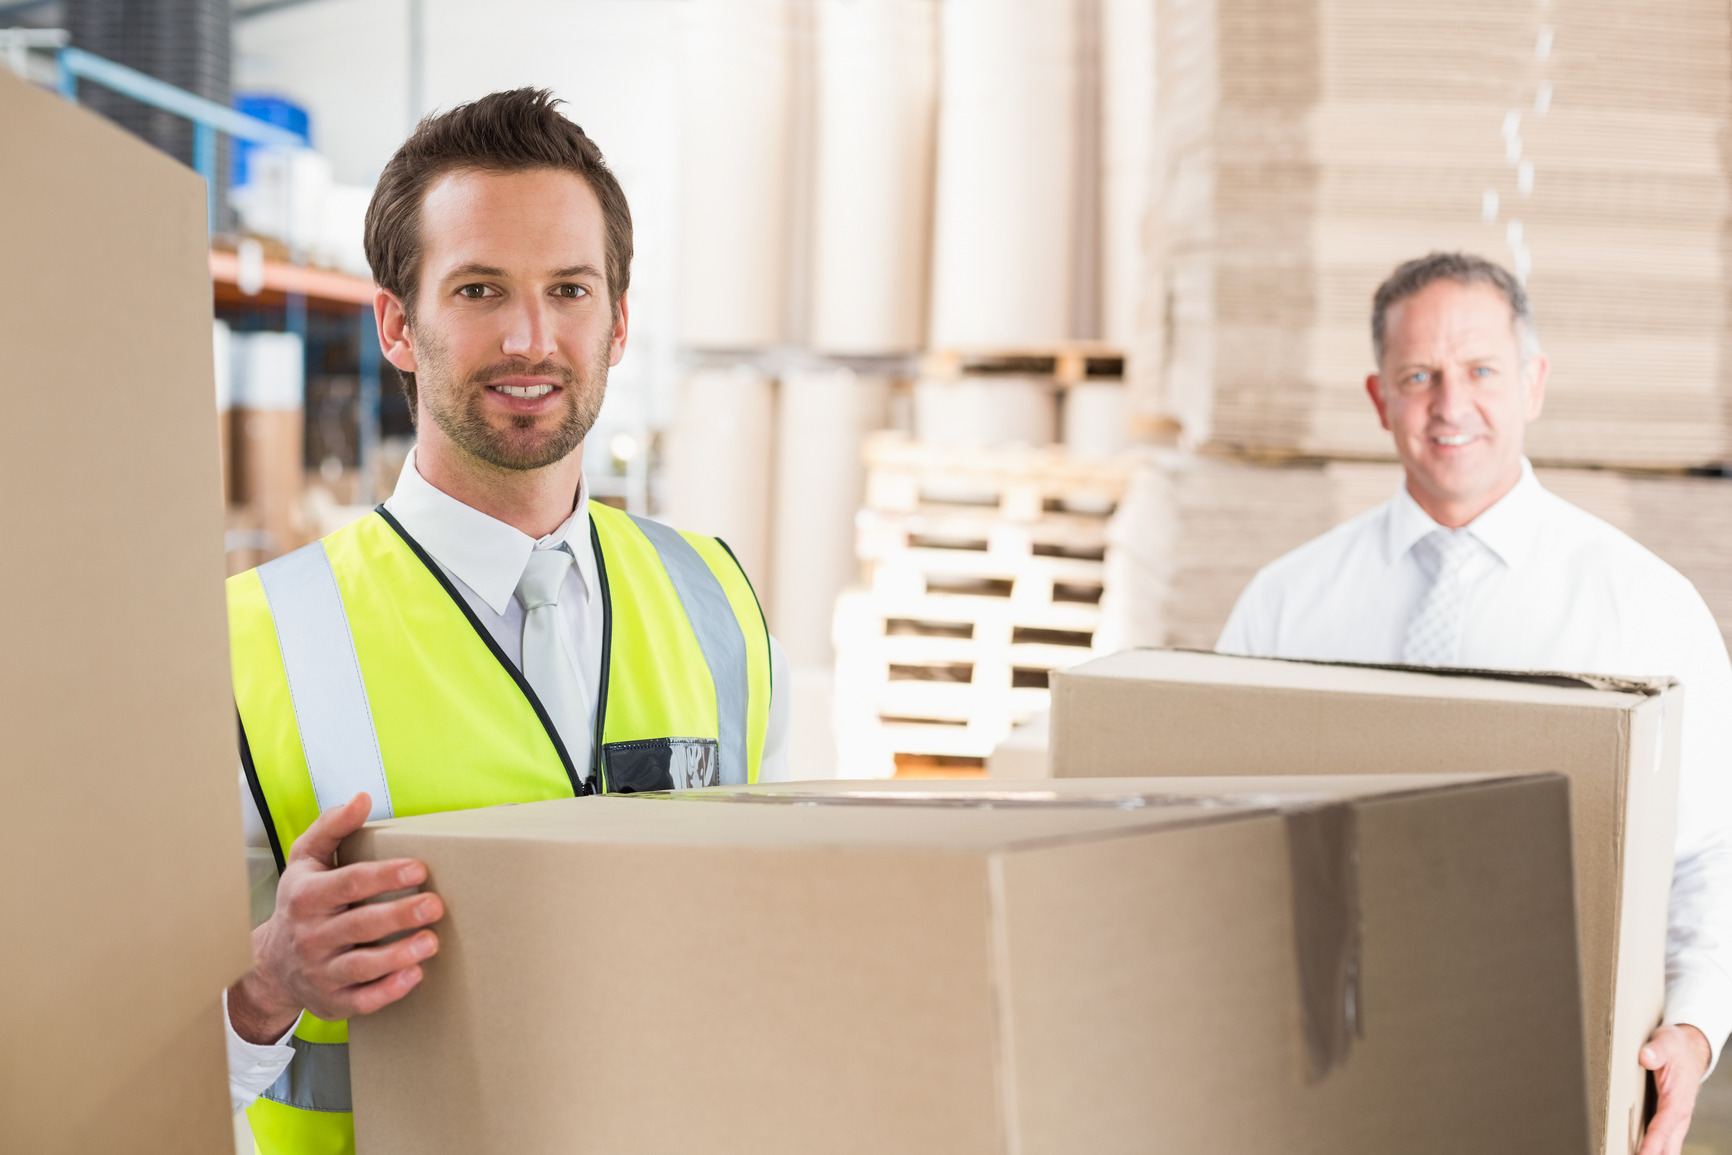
[516,547,589,781]
[1401,528,1484,667]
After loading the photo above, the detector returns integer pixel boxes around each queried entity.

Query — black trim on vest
[373,505,588,798]
[587,513,614,794]
[714,536,773,703]
[238,712,287,874]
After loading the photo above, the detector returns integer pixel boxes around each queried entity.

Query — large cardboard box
[1050,649,1681,1155]
[0,70,253,1152]
[342,774,1590,1153]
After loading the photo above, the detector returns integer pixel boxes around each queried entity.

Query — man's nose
[499,296,558,362]
[1430,367,1476,423]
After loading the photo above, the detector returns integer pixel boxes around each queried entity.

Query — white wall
[234,0,413,187]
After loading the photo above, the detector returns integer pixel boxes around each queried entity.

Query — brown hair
[1371,251,1540,368]
[363,87,633,406]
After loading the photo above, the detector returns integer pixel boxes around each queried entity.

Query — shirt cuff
[1664,972,1732,1079]
[223,987,304,1112]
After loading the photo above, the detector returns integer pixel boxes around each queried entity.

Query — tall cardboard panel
[0,71,252,1152]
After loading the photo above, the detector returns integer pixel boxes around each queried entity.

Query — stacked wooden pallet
[832,432,1135,777]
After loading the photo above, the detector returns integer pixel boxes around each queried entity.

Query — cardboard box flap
[1070,647,1675,703]
[688,772,1504,806]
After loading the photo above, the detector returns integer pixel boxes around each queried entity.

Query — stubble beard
[416,326,610,472]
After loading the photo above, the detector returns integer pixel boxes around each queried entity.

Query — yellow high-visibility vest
[227,501,771,1155]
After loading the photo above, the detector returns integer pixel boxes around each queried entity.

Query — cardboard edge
[984,854,1021,1155]
[1065,647,1677,698]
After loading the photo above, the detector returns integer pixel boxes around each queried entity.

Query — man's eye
[553,284,587,299]
[1407,373,1429,387]
[458,284,490,299]
[1472,365,1493,377]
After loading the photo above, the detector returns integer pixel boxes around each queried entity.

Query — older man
[1218,252,1732,1155]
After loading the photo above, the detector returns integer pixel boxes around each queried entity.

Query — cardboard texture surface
[1049,649,1681,1154]
[0,70,252,1153]
[343,775,1589,1153]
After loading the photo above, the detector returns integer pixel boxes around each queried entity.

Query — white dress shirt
[228,446,792,1109]
[1219,459,1732,1070]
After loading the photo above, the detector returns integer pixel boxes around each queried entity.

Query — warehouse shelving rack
[49,44,392,514]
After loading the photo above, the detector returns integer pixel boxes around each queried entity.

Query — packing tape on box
[1284,802,1364,1081]
[650,787,1366,1080]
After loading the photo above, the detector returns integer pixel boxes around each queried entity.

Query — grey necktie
[1402,528,1483,667]
[516,547,589,779]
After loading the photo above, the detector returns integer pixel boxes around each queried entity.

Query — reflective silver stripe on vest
[262,1036,351,1113]
[257,541,394,820]
[629,517,751,785]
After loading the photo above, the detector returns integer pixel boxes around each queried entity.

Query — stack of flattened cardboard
[1048,650,1680,1155]
[0,70,252,1153]
[342,775,1590,1153]
[1144,0,1732,469]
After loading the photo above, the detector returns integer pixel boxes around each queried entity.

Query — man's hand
[226,793,445,1045]
[1637,1023,1712,1155]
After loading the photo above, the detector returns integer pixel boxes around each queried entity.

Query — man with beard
[220,89,789,1154]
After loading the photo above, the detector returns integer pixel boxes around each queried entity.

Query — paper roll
[676,0,793,349]
[808,0,940,355]
[929,0,1080,349]
[661,366,776,594]
[771,368,892,665]
[913,377,1057,448]
[1063,381,1130,458]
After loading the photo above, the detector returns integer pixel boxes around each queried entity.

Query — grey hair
[1371,252,1542,367]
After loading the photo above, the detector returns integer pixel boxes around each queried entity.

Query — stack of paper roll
[771,368,893,780]
[661,366,776,593]
[771,367,892,666]
[1062,381,1131,459]
[1142,0,1732,469]
[928,0,1080,349]
[676,0,793,349]
[808,0,939,355]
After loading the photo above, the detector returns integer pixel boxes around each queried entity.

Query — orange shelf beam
[209,249,376,306]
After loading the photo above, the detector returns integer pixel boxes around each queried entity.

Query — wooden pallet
[918,343,1125,385]
[863,431,1135,520]
[835,435,1140,776]
[831,586,1103,776]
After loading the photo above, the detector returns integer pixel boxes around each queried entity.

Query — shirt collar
[382,445,591,616]
[1383,457,1542,571]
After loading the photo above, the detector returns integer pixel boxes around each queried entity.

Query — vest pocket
[603,738,720,792]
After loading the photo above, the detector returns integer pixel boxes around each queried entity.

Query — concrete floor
[1687,1058,1732,1153]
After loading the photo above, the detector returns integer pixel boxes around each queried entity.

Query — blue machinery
[55,46,386,503]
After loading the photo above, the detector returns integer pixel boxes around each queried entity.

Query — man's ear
[1522,353,1549,422]
[376,289,417,375]
[1365,372,1392,431]
[608,289,630,368]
